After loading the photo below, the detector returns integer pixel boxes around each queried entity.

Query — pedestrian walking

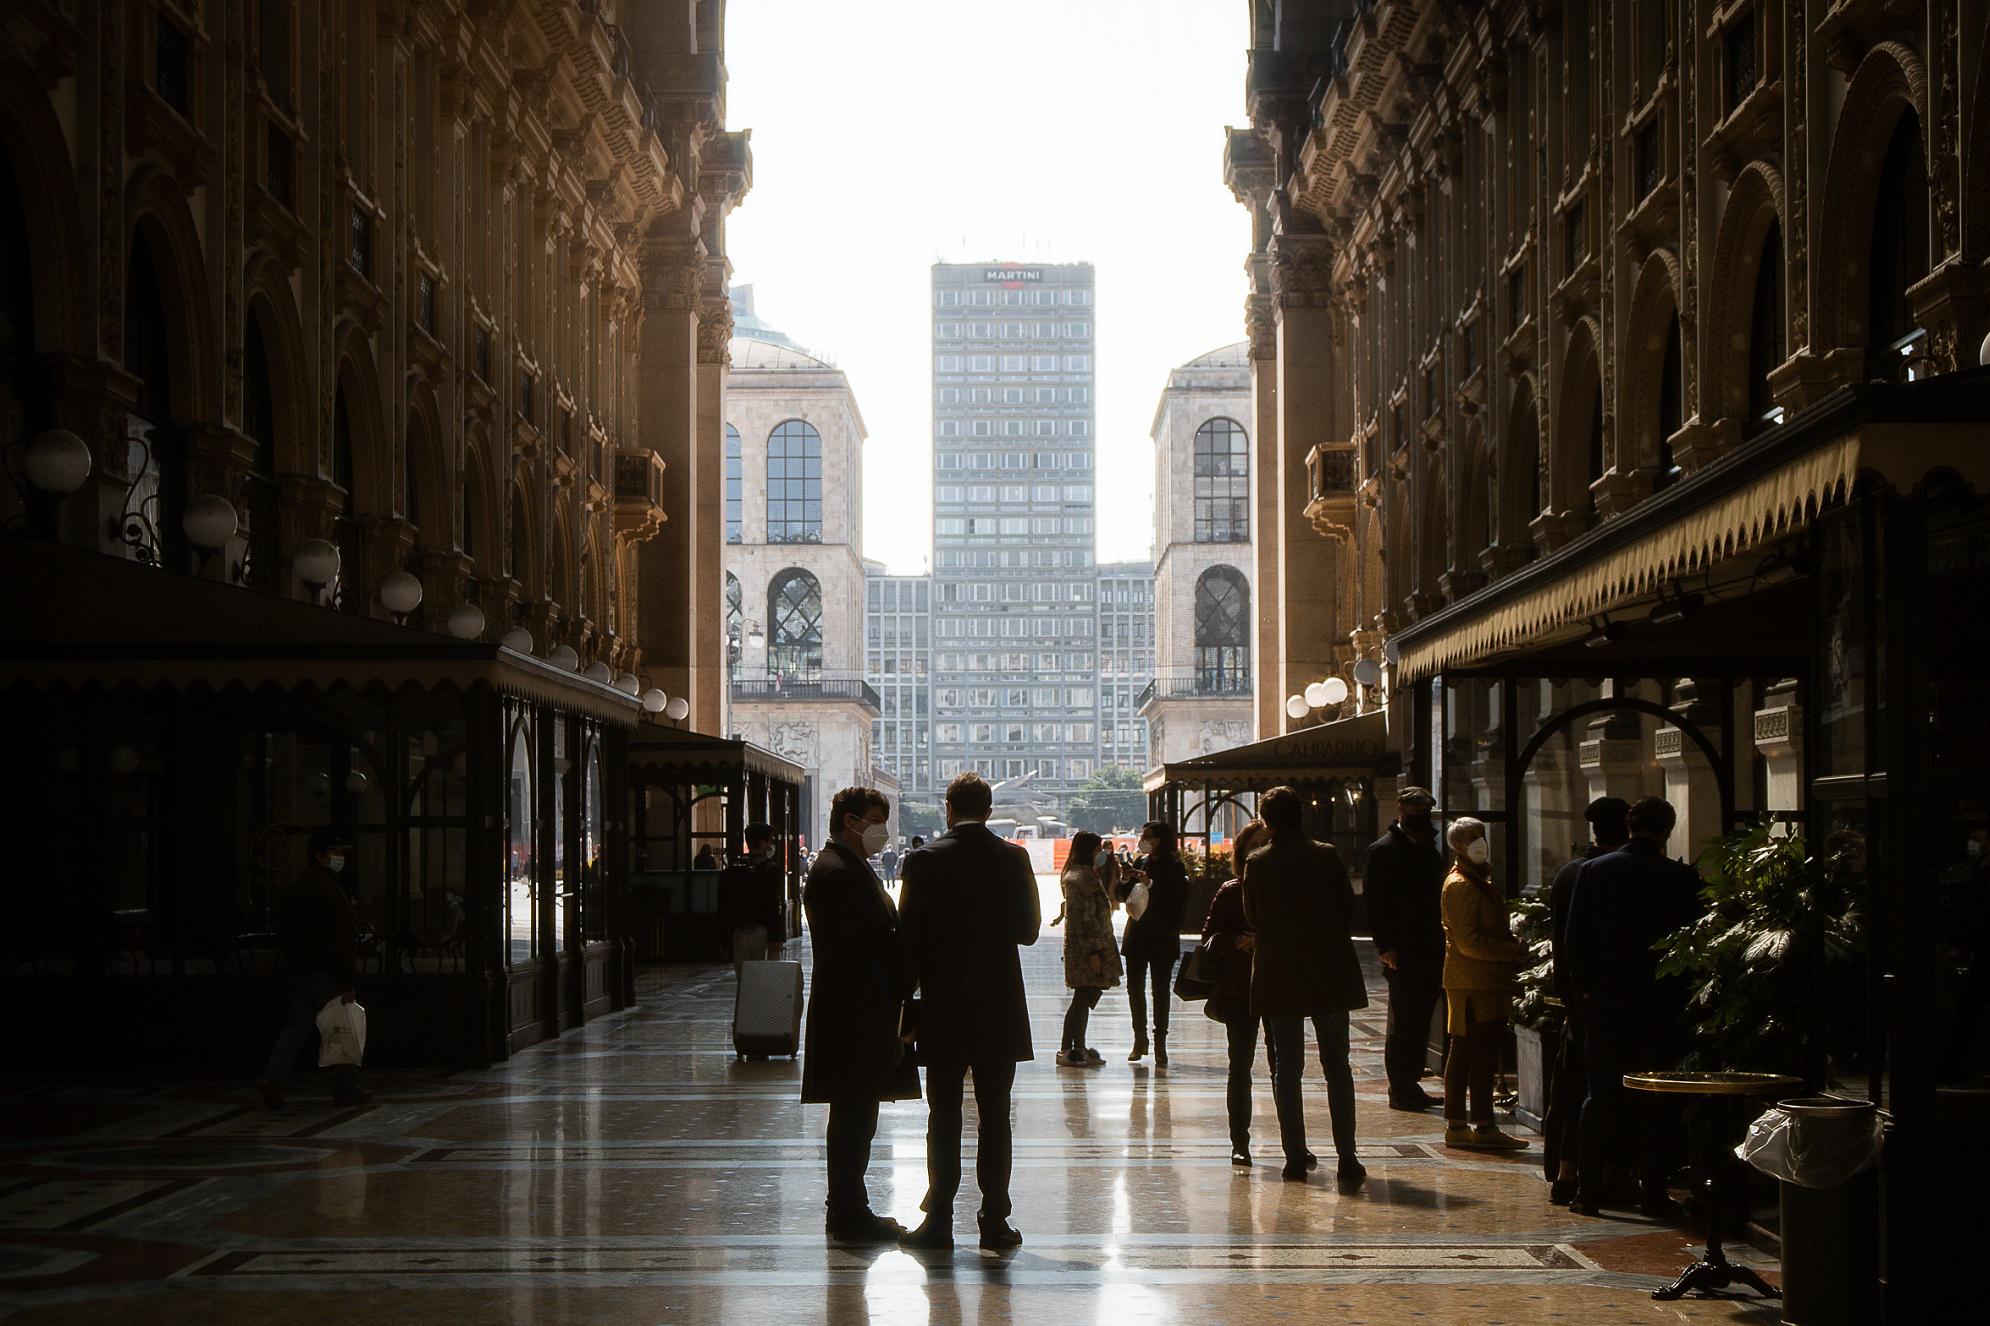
[1565,796,1705,1215]
[1438,817,1531,1152]
[1544,796,1630,1201]
[881,844,900,883]
[1056,831,1122,1067]
[1200,819,1275,1163]
[720,823,786,974]
[257,828,370,1109]
[1241,786,1367,1188]
[897,773,1040,1252]
[800,786,919,1245]
[1122,819,1189,1065]
[1364,786,1448,1111]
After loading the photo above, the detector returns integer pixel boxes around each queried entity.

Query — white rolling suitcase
[733,959,804,1059]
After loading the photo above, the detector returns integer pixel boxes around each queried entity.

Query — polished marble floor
[0,880,1784,1323]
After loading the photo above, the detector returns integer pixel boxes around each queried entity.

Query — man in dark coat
[258,827,368,1109]
[720,822,786,973]
[801,787,917,1244]
[896,772,1040,1252]
[1565,796,1705,1215]
[1543,796,1630,1201]
[1364,785,1448,1110]
[1243,785,1369,1188]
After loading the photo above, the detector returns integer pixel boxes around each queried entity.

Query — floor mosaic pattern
[0,881,1784,1323]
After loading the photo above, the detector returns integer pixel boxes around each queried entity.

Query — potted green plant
[1509,890,1559,1127]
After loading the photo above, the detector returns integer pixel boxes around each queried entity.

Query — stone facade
[1141,342,1256,764]
[0,0,745,711]
[723,307,877,848]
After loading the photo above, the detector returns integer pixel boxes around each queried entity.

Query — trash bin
[1736,1096,1882,1326]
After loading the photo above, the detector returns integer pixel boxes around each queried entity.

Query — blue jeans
[263,972,360,1095]
[1265,1011,1359,1167]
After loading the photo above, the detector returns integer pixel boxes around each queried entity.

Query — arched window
[121,235,184,570]
[768,569,823,677]
[766,420,821,543]
[1867,112,1929,378]
[1193,566,1250,693]
[1746,219,1785,434]
[724,423,743,544]
[1193,417,1249,542]
[240,312,280,590]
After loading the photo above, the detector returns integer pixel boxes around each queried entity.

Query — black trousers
[923,1058,1017,1224]
[1577,1017,1668,1202]
[1543,1012,1587,1180]
[1062,986,1103,1053]
[1383,963,1442,1099]
[1126,948,1177,1039]
[1222,1013,1268,1149]
[825,1098,881,1221]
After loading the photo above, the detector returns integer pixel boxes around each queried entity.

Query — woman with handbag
[1439,816,1531,1151]
[1057,832,1122,1067]
[1199,820,1277,1163]
[1122,820,1189,1065]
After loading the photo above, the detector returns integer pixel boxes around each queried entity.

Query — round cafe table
[1623,1070,1801,1302]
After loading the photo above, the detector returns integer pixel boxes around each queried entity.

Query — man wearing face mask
[800,787,919,1244]
[258,827,367,1109]
[1363,787,1448,1110]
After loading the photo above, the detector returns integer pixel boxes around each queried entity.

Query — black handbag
[1174,940,1221,1001]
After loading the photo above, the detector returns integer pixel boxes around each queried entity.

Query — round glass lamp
[23,429,93,495]
[1303,680,1328,709]
[642,688,668,714]
[292,538,341,592]
[446,602,486,641]
[181,495,238,551]
[499,626,533,653]
[1321,677,1350,706]
[614,672,641,695]
[585,661,613,684]
[1352,657,1383,687]
[664,696,690,721]
[379,570,424,618]
[547,645,580,672]
[1285,694,1309,721]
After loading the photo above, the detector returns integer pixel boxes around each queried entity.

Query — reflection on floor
[0,887,1783,1323]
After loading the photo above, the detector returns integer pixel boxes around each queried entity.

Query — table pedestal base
[1652,1248,1780,1302]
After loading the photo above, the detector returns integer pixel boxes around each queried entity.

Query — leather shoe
[1548,1178,1577,1205]
[898,1219,954,1251]
[1388,1091,1440,1112]
[1568,1195,1604,1216]
[827,1212,904,1245]
[1335,1161,1367,1192]
[977,1220,1022,1252]
[256,1080,284,1111]
[1230,1148,1252,1167]
[1304,1151,1319,1170]
[1280,1160,1309,1182]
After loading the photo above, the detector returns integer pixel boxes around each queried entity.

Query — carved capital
[1269,232,1337,310]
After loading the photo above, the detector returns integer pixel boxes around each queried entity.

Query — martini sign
[983,267,1042,286]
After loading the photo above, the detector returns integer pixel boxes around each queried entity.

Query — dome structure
[1182,341,1250,369]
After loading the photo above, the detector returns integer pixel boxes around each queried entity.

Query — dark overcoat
[1242,832,1369,1018]
[1121,851,1190,960]
[898,822,1040,1066]
[799,840,920,1104]
[1362,820,1448,970]
[1564,837,1704,1027]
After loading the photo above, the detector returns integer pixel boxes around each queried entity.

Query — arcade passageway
[0,918,1782,1324]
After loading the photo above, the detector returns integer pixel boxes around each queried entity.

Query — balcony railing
[1136,672,1255,709]
[730,673,881,711]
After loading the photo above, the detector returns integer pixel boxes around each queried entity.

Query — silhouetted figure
[801,786,917,1245]
[1365,787,1447,1111]
[898,773,1040,1252]
[1544,796,1631,1201]
[258,827,368,1109]
[1123,819,1188,1065]
[1243,785,1367,1188]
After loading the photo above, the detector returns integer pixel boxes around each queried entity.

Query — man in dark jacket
[1364,786,1447,1110]
[720,822,786,973]
[258,828,367,1109]
[897,772,1040,1252]
[801,787,918,1245]
[1566,796,1705,1215]
[1243,785,1368,1188]
[1543,796,1630,1200]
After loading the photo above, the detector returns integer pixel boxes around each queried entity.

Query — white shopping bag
[316,996,367,1067]
[1124,880,1151,922]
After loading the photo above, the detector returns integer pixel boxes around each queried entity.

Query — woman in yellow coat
[1440,816,1531,1151]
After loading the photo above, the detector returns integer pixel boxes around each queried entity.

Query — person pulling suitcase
[800,787,919,1244]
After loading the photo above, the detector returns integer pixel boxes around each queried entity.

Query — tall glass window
[766,419,822,543]
[768,568,824,677]
[1194,566,1250,692]
[724,423,742,543]
[1193,418,1249,542]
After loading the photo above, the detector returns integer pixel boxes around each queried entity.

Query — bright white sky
[724,1,1251,573]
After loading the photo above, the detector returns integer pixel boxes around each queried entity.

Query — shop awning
[0,538,642,724]
[1142,707,1397,794]
[1394,370,1990,684]
[628,724,805,785]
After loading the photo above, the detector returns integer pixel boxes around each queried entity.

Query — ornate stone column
[1655,680,1722,866]
[1270,228,1342,733]
[633,242,704,710]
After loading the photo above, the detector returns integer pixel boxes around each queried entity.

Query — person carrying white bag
[257,827,372,1109]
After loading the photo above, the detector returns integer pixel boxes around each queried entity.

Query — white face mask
[1465,838,1490,865]
[861,822,890,856]
[326,853,348,874]
[1137,837,1155,855]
